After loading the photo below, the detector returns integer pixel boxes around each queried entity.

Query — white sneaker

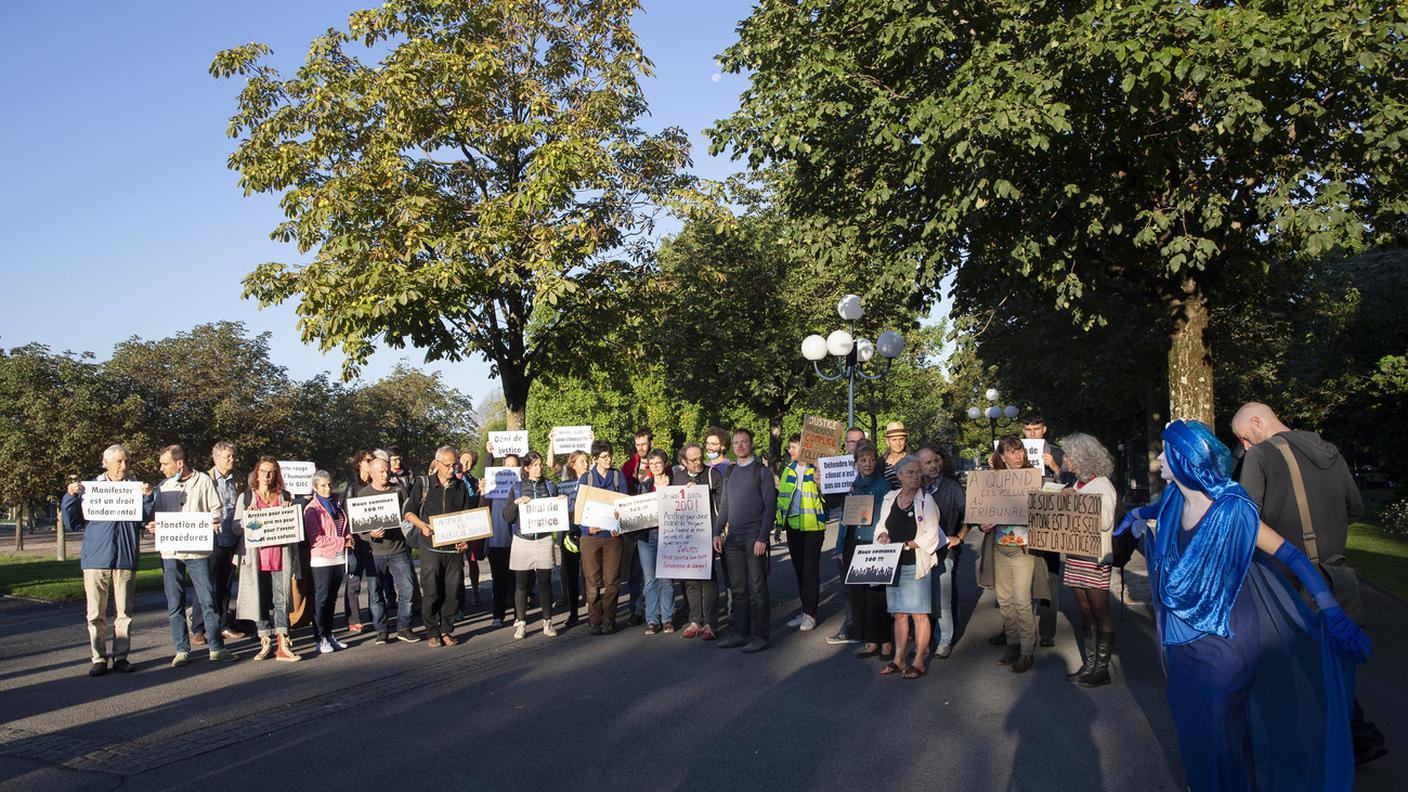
[786,613,805,628]
[317,638,335,654]
[330,637,349,651]
[542,620,558,637]
[513,621,527,640]
[800,614,817,631]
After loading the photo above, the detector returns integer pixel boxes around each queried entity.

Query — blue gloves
[1115,505,1153,538]
[1274,542,1373,663]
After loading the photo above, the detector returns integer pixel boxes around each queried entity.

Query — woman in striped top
[1057,433,1118,687]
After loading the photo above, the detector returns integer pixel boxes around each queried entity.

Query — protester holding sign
[671,443,723,640]
[578,441,628,634]
[873,456,942,679]
[405,447,472,647]
[62,443,153,677]
[456,450,486,609]
[482,452,520,628]
[1054,434,1119,688]
[920,445,967,660]
[305,471,353,654]
[843,442,896,661]
[151,445,232,667]
[341,451,376,634]
[235,457,301,662]
[501,453,562,639]
[777,433,828,634]
[631,450,676,634]
[977,437,1043,673]
[1022,412,1070,650]
[555,450,590,627]
[357,458,420,644]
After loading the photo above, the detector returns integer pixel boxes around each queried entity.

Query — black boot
[1066,626,1095,681]
[1077,631,1115,688]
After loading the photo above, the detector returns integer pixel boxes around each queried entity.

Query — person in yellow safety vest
[777,433,829,632]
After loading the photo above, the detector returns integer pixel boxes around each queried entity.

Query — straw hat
[884,421,906,437]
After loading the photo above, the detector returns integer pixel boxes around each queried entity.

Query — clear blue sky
[0,1,757,407]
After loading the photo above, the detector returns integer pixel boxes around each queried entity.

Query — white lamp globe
[985,387,999,402]
[855,337,875,363]
[1004,405,1019,419]
[967,407,981,421]
[801,334,828,361]
[876,331,905,359]
[826,329,854,358]
[837,294,864,321]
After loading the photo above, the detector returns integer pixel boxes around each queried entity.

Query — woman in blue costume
[1116,420,1370,791]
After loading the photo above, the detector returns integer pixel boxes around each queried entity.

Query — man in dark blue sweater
[712,428,777,653]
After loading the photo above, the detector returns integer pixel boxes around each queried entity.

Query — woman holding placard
[1056,433,1119,687]
[557,449,591,627]
[844,442,895,661]
[979,437,1041,673]
[634,449,676,635]
[234,457,301,662]
[873,455,942,679]
[502,453,562,638]
[305,470,353,654]
[342,450,375,633]
[483,452,520,628]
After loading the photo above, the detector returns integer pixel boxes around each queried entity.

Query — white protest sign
[242,505,303,547]
[488,431,529,457]
[430,507,493,547]
[154,512,213,553]
[347,492,402,534]
[552,425,593,455]
[484,466,520,499]
[656,485,712,580]
[1021,439,1046,476]
[80,481,144,521]
[818,455,857,495]
[845,544,903,586]
[521,498,569,535]
[278,461,316,495]
[615,492,660,533]
[580,499,619,532]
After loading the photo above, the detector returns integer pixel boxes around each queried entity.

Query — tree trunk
[13,504,24,552]
[768,414,784,473]
[500,363,531,431]
[1167,276,1215,426]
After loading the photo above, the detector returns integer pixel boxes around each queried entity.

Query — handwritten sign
[845,544,903,586]
[483,466,520,499]
[798,415,845,466]
[818,455,857,495]
[556,480,579,502]
[964,468,1043,525]
[521,498,569,535]
[347,492,402,534]
[278,461,316,495]
[430,507,493,546]
[80,481,144,521]
[573,484,620,524]
[1025,489,1104,559]
[242,505,303,547]
[616,492,661,533]
[1022,439,1046,476]
[488,431,529,457]
[842,495,875,526]
[656,485,712,580]
[552,426,594,455]
[154,512,213,553]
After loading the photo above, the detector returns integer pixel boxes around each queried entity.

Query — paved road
[1,529,1403,791]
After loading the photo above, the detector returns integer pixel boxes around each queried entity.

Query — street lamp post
[801,294,905,428]
[967,388,1019,446]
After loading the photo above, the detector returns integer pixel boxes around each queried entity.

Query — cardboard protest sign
[521,497,569,535]
[1025,489,1105,559]
[552,426,593,455]
[798,415,845,466]
[572,484,620,524]
[842,495,875,526]
[278,461,316,495]
[80,481,144,521]
[242,505,303,547]
[1021,439,1046,475]
[964,468,1043,526]
[430,507,493,547]
[483,466,520,499]
[845,544,903,586]
[347,492,402,534]
[154,512,213,553]
[615,492,661,533]
[656,485,712,580]
[818,455,857,495]
[488,431,529,457]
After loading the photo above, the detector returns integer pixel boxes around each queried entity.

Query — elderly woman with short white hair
[1057,432,1118,687]
[873,455,943,679]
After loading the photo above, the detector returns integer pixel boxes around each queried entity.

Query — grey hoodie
[1238,430,1363,560]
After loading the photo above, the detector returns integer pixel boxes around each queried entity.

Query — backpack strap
[1267,435,1319,564]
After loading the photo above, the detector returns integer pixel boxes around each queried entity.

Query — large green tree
[710,0,1408,424]
[212,0,695,429]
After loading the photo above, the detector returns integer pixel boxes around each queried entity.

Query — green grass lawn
[0,553,166,601]
[1346,522,1408,600]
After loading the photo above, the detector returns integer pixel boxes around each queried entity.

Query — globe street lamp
[967,387,1019,446]
[801,295,906,427]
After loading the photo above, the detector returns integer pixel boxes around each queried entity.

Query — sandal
[902,666,927,679]
[880,661,905,675]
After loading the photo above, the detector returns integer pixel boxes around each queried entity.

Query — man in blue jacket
[61,444,154,677]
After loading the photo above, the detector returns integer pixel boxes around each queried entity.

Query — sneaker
[89,662,108,677]
[275,637,301,662]
[221,628,245,640]
[681,623,701,639]
[717,635,747,649]
[826,631,859,645]
[786,613,805,628]
[348,623,365,634]
[644,623,658,636]
[491,618,505,628]
[318,639,336,654]
[799,615,817,632]
[112,658,133,673]
[253,636,274,661]
[935,644,953,659]
[741,638,770,653]
[396,630,421,643]
[209,649,237,662]
[543,620,558,637]
[662,623,675,634]
[375,632,391,645]
[171,651,191,668]
[513,621,527,640]
[699,625,718,641]
[330,637,349,651]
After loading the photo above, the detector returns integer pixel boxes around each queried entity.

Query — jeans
[192,544,236,635]
[635,531,673,625]
[580,534,623,627]
[931,555,955,647]
[312,564,345,640]
[785,528,824,617]
[162,557,223,653]
[84,568,135,662]
[622,534,644,616]
[254,567,291,637]
[723,535,770,641]
[420,550,464,638]
[368,551,416,633]
[995,545,1037,654]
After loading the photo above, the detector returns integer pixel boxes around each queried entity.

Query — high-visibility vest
[776,462,826,531]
